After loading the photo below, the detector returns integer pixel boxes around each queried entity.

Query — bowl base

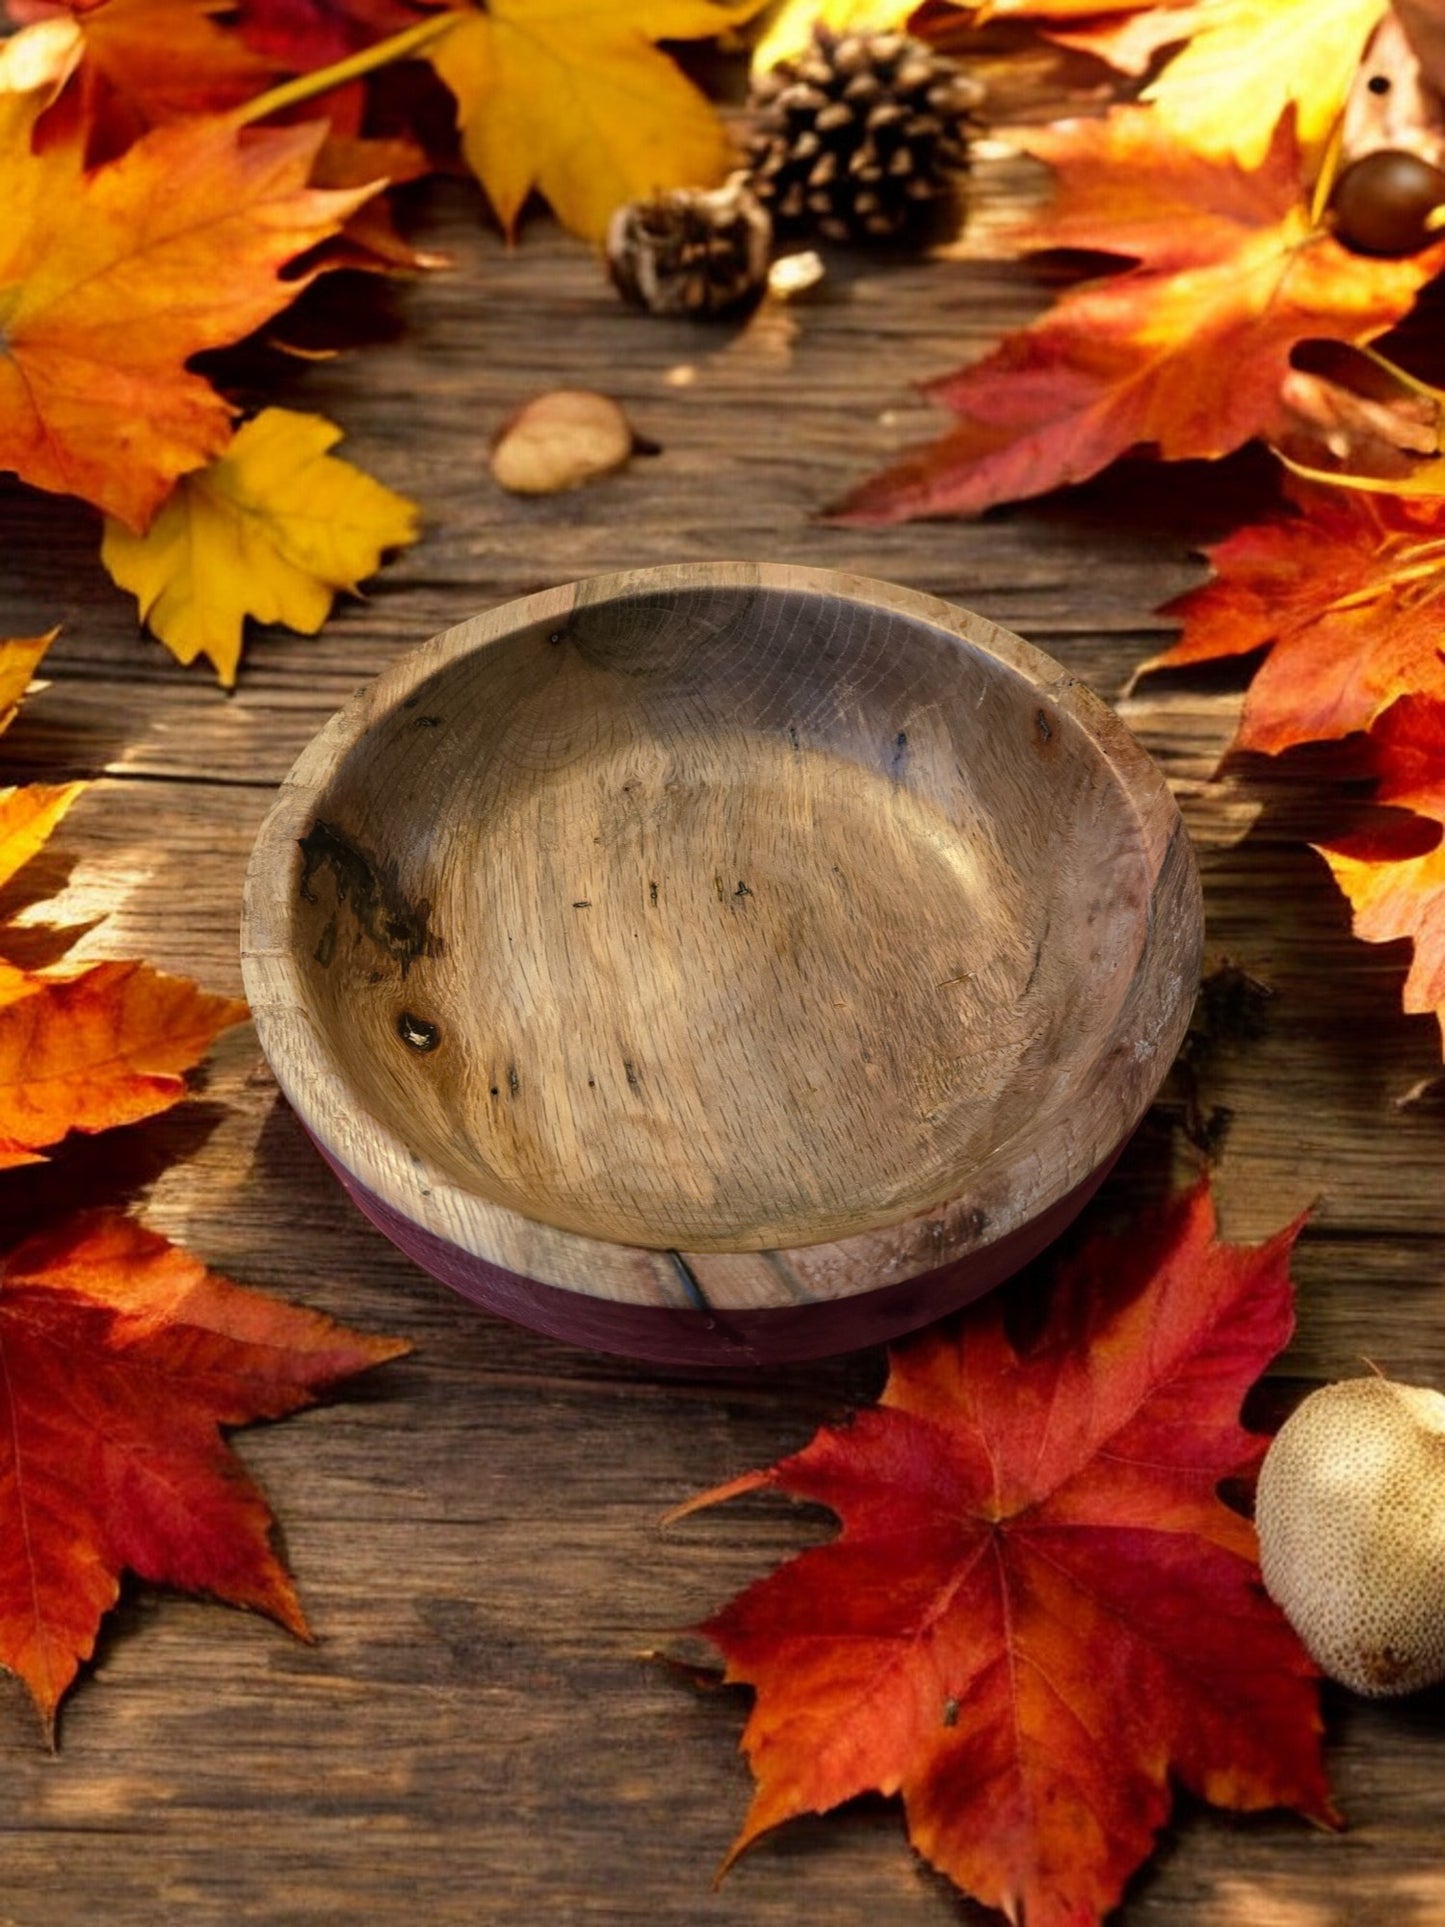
[314,1130,1119,1366]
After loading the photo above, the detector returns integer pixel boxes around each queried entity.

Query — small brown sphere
[1330,149,1445,257]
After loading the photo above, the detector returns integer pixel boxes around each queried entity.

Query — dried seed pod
[606,176,772,319]
[490,390,637,496]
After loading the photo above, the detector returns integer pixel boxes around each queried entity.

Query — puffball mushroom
[1256,1376,1445,1696]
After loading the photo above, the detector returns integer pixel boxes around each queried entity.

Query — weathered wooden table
[2,176,1443,1926]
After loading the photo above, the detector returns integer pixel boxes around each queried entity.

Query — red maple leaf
[0,1210,408,1737]
[836,109,1445,523]
[1361,690,1445,815]
[1319,692,1445,1047]
[674,1183,1333,1926]
[236,0,444,72]
[7,0,276,161]
[1145,478,1445,754]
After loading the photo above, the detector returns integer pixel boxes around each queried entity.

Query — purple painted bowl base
[309,1133,1119,1365]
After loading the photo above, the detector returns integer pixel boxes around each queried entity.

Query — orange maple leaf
[1145,479,1445,754]
[0,634,82,933]
[1320,693,1445,1048]
[0,635,247,1152]
[0,962,247,1165]
[0,1209,408,1736]
[673,1183,1332,1927]
[837,109,1445,522]
[7,0,275,160]
[0,31,377,531]
[914,0,1206,79]
[0,634,85,943]
[309,128,447,275]
[1031,3,1208,77]
[976,0,1181,13]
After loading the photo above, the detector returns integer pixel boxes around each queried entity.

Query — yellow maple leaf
[0,783,86,895]
[1143,0,1387,169]
[0,636,87,998]
[0,630,58,737]
[99,408,420,687]
[428,0,768,243]
[751,0,919,73]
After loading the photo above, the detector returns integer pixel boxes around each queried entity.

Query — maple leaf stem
[233,14,461,128]
[1308,107,1349,229]
[1311,553,1445,625]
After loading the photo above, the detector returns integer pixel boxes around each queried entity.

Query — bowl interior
[288,582,1157,1252]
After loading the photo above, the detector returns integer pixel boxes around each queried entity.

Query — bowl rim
[240,561,1203,1316]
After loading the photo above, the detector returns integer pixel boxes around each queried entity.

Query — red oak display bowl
[240,563,1202,1365]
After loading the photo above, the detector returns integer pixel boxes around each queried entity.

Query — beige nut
[490,390,636,496]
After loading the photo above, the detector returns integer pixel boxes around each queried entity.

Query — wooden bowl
[242,564,1202,1365]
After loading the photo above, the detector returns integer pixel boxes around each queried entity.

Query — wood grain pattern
[242,566,1200,1351]
[0,171,1441,1925]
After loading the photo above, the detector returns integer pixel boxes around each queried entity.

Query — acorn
[1329,148,1445,256]
[1256,1375,1445,1696]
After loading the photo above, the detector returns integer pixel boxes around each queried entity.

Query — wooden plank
[0,169,1442,1927]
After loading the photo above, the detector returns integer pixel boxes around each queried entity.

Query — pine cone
[747,29,983,243]
[606,176,772,319]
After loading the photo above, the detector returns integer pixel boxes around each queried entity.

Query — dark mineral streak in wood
[297,818,439,974]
